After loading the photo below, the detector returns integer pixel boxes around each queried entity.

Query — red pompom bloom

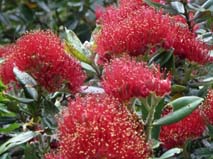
[102,57,171,101]
[95,1,211,64]
[47,94,151,159]
[0,31,85,92]
[0,44,16,58]
[119,0,165,8]
[200,89,213,125]
[45,153,60,159]
[160,107,205,149]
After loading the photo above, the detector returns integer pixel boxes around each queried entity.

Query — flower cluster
[119,0,165,8]
[0,44,16,57]
[160,107,205,149]
[0,31,85,92]
[102,57,171,101]
[46,94,151,159]
[200,89,213,125]
[95,0,211,64]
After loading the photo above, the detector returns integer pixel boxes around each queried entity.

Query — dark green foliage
[0,0,116,44]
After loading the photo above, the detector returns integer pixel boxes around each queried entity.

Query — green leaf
[13,67,37,86]
[193,147,213,158]
[20,4,34,21]
[168,96,203,111]
[0,104,16,117]
[194,0,213,19]
[144,0,178,14]
[0,117,16,126]
[0,153,11,159]
[5,93,35,104]
[153,96,203,126]
[148,49,173,67]
[171,1,185,14]
[65,28,92,64]
[41,99,58,130]
[80,62,96,73]
[0,80,7,92]
[171,84,187,93]
[153,148,183,159]
[207,124,213,138]
[0,92,9,103]
[151,139,161,149]
[152,99,165,139]
[80,86,105,94]
[24,143,40,159]
[0,123,20,133]
[0,131,38,155]
[13,66,38,101]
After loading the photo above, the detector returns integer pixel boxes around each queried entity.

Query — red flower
[47,94,151,159]
[95,5,105,22]
[0,44,16,57]
[160,107,205,149]
[119,0,165,8]
[95,1,211,64]
[0,31,85,92]
[102,57,171,101]
[45,153,59,159]
[200,89,213,125]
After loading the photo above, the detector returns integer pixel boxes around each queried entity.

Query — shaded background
[0,0,117,44]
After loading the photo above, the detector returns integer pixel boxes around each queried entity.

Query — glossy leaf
[148,49,173,67]
[13,67,38,101]
[0,123,20,133]
[171,84,187,93]
[151,139,161,149]
[5,94,35,104]
[0,117,16,126]
[153,148,183,159]
[0,104,15,117]
[152,99,165,139]
[0,80,7,92]
[192,147,213,158]
[153,96,203,126]
[207,124,213,138]
[80,86,105,94]
[0,131,38,155]
[144,0,178,14]
[65,28,92,64]
[171,1,185,14]
[167,96,203,111]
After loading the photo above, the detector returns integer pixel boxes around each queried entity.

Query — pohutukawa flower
[160,107,205,149]
[95,0,211,64]
[0,31,85,92]
[46,94,151,159]
[200,89,213,125]
[0,44,16,58]
[102,57,171,101]
[119,0,165,8]
[45,153,59,159]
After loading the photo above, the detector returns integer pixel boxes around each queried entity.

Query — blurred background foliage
[0,0,212,159]
[0,0,116,44]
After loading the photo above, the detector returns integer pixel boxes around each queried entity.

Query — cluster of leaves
[0,68,62,159]
[145,0,213,45]
[0,0,116,44]
[0,0,212,159]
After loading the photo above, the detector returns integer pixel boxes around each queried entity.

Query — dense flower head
[95,0,211,64]
[102,57,171,101]
[0,44,16,57]
[200,89,213,125]
[0,30,85,92]
[160,107,205,149]
[46,94,151,159]
[119,0,165,8]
